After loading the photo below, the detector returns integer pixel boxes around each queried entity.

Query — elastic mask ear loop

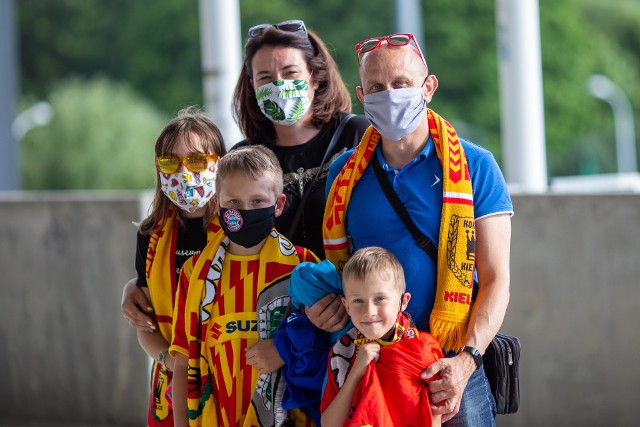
[421,76,429,106]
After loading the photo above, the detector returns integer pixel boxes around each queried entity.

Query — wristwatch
[459,346,483,370]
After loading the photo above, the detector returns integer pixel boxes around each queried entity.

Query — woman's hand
[121,277,156,332]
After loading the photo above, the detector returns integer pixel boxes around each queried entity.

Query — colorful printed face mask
[219,206,276,248]
[159,169,216,213]
[255,79,311,126]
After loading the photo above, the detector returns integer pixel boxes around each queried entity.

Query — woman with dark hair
[232,20,370,260]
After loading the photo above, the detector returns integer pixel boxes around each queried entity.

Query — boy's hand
[306,293,349,333]
[121,278,156,332]
[351,342,380,379]
[246,339,285,375]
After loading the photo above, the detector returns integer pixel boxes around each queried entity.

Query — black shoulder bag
[371,154,520,414]
[287,114,355,237]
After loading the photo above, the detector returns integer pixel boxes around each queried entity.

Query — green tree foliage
[539,0,640,175]
[21,77,167,189]
[17,0,640,182]
[18,0,203,114]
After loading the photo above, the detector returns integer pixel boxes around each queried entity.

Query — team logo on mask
[223,209,243,232]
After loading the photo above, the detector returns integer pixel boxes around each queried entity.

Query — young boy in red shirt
[321,246,444,427]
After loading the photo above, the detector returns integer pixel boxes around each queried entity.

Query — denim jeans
[443,366,497,427]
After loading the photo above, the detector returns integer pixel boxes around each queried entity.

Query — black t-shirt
[233,113,370,258]
[135,216,208,287]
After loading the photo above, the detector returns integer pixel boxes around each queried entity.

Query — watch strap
[460,345,483,370]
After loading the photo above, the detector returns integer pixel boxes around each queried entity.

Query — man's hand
[421,353,476,422]
[245,339,285,375]
[305,293,349,333]
[121,277,155,332]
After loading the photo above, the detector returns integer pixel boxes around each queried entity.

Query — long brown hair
[233,27,352,145]
[138,107,227,235]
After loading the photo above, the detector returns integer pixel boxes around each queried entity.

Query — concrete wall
[0,192,147,425]
[497,193,640,427]
[1,192,639,425]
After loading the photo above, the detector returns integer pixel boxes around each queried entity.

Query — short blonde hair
[215,145,283,198]
[342,246,406,294]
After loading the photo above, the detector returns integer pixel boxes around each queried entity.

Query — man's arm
[422,214,511,421]
[462,213,511,353]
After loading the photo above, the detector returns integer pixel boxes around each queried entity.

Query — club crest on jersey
[223,209,243,232]
[446,214,476,288]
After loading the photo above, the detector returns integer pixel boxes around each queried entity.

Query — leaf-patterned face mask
[255,79,312,126]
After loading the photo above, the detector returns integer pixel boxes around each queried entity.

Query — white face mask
[255,79,312,126]
[363,86,427,141]
[159,170,216,213]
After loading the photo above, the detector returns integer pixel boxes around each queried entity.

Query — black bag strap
[370,153,438,263]
[287,114,356,237]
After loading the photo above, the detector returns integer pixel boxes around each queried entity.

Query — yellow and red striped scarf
[146,209,218,341]
[179,228,313,426]
[353,311,419,347]
[145,209,217,425]
[322,109,475,352]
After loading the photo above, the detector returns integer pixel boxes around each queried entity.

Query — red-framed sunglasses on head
[355,33,426,66]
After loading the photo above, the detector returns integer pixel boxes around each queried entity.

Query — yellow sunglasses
[155,153,218,174]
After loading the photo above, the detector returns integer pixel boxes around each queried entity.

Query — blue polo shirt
[326,136,513,332]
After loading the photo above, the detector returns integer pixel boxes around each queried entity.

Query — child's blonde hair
[215,145,283,198]
[139,106,227,235]
[342,246,406,293]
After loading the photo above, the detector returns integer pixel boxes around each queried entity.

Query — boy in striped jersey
[170,146,317,427]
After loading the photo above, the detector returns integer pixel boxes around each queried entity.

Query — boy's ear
[400,292,411,312]
[275,193,286,217]
[341,296,350,315]
[213,195,220,215]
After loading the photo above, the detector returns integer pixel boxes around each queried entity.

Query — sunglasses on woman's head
[155,154,218,174]
[248,20,307,38]
[355,33,427,66]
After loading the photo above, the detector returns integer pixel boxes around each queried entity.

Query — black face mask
[219,206,276,248]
